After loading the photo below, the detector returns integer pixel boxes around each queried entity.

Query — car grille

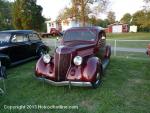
[54,53,71,81]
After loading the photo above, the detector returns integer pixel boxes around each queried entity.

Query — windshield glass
[63,29,97,41]
[0,33,11,42]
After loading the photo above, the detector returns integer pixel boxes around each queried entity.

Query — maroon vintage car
[146,44,150,56]
[35,27,111,88]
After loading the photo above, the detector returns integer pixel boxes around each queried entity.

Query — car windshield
[0,33,11,42]
[63,29,97,41]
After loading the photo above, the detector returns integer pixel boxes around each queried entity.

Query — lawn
[0,57,150,113]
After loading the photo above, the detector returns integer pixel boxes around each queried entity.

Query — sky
[37,0,144,21]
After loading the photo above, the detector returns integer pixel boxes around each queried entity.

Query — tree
[0,0,13,30]
[120,13,132,24]
[75,0,109,26]
[12,0,45,31]
[107,11,116,24]
[132,10,150,31]
[96,18,109,28]
[58,0,109,26]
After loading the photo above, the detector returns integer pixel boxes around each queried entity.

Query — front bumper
[37,77,92,87]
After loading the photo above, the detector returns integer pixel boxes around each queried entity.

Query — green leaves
[132,10,150,31]
[0,0,13,30]
[120,13,132,24]
[107,11,116,24]
[12,0,45,31]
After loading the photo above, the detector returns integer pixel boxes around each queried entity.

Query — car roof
[67,26,105,32]
[0,30,36,35]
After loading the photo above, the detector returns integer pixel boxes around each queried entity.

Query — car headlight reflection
[43,54,51,63]
[73,56,83,66]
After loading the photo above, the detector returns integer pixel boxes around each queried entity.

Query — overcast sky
[36,0,144,21]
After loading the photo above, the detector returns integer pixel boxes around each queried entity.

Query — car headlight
[43,54,51,63]
[73,56,83,66]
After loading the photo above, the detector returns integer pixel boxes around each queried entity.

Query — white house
[45,19,60,33]
[45,18,82,33]
[129,25,138,32]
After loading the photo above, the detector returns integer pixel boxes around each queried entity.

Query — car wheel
[38,48,47,57]
[0,66,7,79]
[91,68,102,89]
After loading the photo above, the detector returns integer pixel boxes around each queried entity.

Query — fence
[42,38,150,60]
[107,39,150,59]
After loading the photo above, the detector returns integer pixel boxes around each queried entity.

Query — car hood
[56,41,95,54]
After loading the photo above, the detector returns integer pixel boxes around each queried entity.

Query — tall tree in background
[58,0,109,26]
[120,13,132,24]
[75,0,109,26]
[0,0,13,30]
[132,10,150,31]
[12,0,45,31]
[107,11,116,24]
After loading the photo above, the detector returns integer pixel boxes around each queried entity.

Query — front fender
[67,57,102,82]
[82,57,101,82]
[35,57,55,80]
[36,44,49,54]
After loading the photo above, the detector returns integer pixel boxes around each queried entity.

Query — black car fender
[0,53,11,67]
[36,44,49,54]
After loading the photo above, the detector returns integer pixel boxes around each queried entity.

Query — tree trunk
[81,0,85,26]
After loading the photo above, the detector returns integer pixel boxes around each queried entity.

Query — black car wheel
[38,48,47,57]
[91,68,102,89]
[0,66,7,79]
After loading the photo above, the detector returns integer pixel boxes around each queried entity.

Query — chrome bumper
[37,77,92,87]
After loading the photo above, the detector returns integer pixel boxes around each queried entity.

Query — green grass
[107,32,150,40]
[0,57,150,113]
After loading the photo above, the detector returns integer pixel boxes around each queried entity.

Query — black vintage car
[0,30,48,78]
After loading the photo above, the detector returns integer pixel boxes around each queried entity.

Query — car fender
[82,57,102,82]
[0,53,11,66]
[36,44,49,54]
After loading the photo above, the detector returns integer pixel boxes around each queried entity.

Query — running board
[10,56,37,66]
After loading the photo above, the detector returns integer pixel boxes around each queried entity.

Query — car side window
[11,34,28,43]
[29,33,40,41]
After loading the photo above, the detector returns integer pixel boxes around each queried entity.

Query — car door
[10,34,30,62]
[28,33,42,56]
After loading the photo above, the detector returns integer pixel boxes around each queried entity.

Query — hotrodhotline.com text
[3,105,79,110]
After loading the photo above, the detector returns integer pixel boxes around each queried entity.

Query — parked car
[0,30,48,78]
[146,44,150,56]
[35,27,111,88]
[40,28,63,38]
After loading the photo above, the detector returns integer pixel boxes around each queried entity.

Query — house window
[52,23,54,27]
